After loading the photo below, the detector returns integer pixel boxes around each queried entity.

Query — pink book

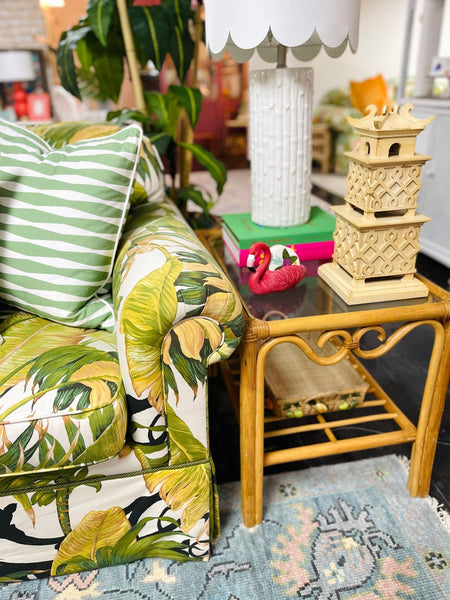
[222,227,334,268]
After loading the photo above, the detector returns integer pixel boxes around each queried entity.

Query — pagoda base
[318,262,429,305]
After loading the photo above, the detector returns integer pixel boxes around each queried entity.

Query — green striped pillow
[29,122,166,208]
[0,119,142,330]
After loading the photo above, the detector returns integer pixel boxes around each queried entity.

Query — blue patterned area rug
[1,454,449,600]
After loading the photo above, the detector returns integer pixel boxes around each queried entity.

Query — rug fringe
[395,454,450,533]
[427,496,450,532]
[395,453,410,473]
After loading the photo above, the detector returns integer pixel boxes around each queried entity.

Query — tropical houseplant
[56,0,226,226]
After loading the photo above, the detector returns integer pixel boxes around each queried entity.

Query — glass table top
[216,240,436,322]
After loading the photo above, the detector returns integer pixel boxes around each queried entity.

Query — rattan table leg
[408,319,450,496]
[239,335,261,527]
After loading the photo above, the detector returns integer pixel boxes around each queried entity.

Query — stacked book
[221,206,336,268]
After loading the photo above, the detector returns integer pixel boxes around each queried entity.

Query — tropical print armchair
[0,122,244,582]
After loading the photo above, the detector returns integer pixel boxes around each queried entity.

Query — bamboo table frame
[198,229,450,528]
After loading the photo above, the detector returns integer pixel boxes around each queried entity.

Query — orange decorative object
[349,74,390,115]
[247,242,307,295]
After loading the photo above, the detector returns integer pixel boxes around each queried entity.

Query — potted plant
[56,0,226,227]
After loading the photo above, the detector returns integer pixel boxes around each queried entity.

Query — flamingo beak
[247,254,256,270]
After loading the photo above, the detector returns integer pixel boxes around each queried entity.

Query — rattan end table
[198,228,450,528]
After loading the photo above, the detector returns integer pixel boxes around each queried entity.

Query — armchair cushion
[0,120,142,330]
[0,311,127,476]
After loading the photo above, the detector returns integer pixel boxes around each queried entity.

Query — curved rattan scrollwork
[327,320,443,360]
[258,320,444,368]
[258,333,349,367]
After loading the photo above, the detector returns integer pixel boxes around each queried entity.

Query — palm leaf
[54,514,191,574]
[56,26,92,100]
[0,423,39,473]
[107,108,149,125]
[129,6,171,72]
[175,186,215,216]
[62,417,86,459]
[111,515,183,559]
[69,361,121,408]
[175,271,209,289]
[168,85,202,128]
[113,537,193,563]
[0,569,49,584]
[142,459,210,532]
[177,141,227,194]
[163,0,195,82]
[55,34,79,100]
[137,135,163,180]
[119,257,182,403]
[165,329,209,399]
[13,493,35,526]
[148,132,173,156]
[177,286,207,307]
[130,0,194,82]
[168,25,194,83]
[87,403,114,441]
[163,404,207,463]
[28,122,91,148]
[76,31,124,102]
[24,346,119,412]
[0,317,87,398]
[51,507,131,576]
[0,328,124,472]
[165,0,193,33]
[144,91,171,131]
[74,399,127,464]
[204,289,243,325]
[175,319,222,361]
[87,0,116,47]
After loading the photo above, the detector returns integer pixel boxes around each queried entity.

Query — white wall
[439,0,450,55]
[249,0,410,108]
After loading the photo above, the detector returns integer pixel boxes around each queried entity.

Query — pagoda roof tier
[347,104,434,135]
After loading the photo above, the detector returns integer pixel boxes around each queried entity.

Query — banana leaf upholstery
[0,124,244,583]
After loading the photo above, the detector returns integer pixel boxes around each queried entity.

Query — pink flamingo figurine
[247,242,307,295]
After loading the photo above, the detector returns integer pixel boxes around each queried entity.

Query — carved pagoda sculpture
[318,104,433,304]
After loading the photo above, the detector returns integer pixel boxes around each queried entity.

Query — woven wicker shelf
[219,346,416,466]
[262,352,416,466]
[264,332,369,418]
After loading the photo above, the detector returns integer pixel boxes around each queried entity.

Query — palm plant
[56,0,226,225]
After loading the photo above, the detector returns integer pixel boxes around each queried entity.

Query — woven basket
[264,332,369,418]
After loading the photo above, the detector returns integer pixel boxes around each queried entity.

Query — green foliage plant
[56,0,226,226]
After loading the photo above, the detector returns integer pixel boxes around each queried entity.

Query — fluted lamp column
[204,0,361,227]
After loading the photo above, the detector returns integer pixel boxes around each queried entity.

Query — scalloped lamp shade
[205,0,361,63]
[204,0,361,227]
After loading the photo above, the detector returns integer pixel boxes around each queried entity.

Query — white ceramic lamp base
[250,67,313,227]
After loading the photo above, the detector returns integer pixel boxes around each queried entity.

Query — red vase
[12,83,28,119]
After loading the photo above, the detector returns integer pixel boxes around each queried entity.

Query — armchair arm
[113,200,244,464]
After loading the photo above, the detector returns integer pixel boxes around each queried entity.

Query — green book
[221,206,336,248]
